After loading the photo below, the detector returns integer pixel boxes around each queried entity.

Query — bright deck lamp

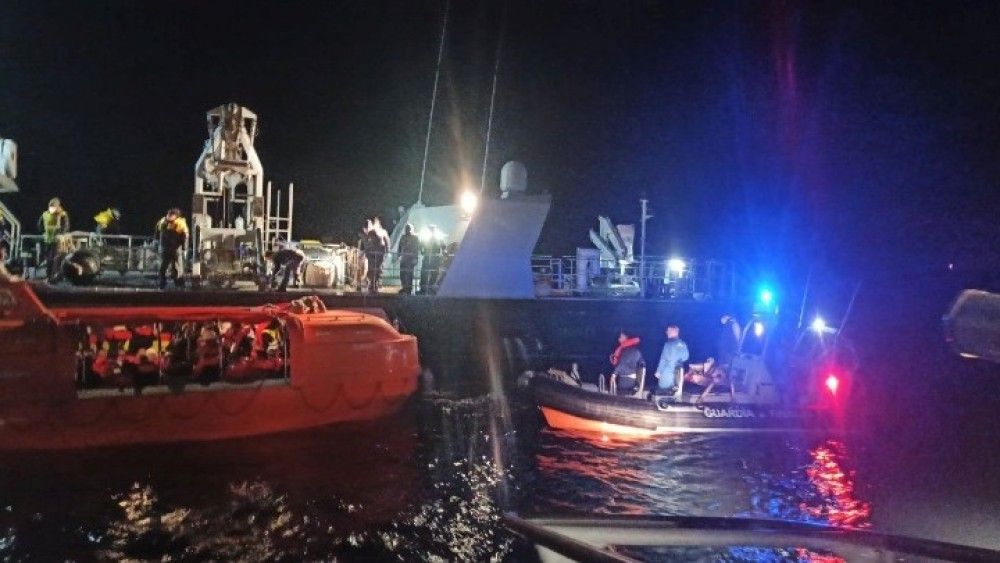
[459,190,478,215]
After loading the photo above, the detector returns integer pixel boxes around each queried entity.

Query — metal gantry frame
[264,180,294,250]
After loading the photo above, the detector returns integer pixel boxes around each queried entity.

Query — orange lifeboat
[0,280,419,450]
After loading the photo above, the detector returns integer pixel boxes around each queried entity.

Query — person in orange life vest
[609,329,644,395]
[93,325,132,388]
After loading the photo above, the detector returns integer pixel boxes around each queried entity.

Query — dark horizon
[2,1,998,282]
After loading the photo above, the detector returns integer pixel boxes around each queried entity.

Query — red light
[825,374,840,394]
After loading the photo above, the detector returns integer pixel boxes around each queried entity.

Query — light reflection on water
[2,392,877,561]
[803,441,871,527]
[528,428,872,529]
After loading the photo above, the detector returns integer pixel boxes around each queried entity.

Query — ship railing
[531,255,738,300]
[20,232,159,276]
[341,249,450,294]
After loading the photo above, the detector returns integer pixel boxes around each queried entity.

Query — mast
[639,197,651,298]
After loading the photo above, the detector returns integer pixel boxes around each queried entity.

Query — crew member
[609,329,644,395]
[418,225,445,294]
[93,207,121,235]
[437,242,459,287]
[265,246,306,291]
[362,217,390,293]
[716,314,741,373]
[37,197,70,282]
[654,324,690,397]
[397,223,419,295]
[155,208,188,289]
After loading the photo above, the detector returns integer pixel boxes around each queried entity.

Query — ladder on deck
[0,199,20,264]
[263,181,294,250]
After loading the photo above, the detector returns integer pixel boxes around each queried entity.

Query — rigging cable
[479,0,509,196]
[416,0,451,206]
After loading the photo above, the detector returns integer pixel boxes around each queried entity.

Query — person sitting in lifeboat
[258,319,283,356]
[193,325,222,386]
[222,323,269,384]
[91,325,132,390]
[608,329,644,396]
[76,326,101,388]
[120,324,163,394]
[163,323,196,389]
[260,319,287,377]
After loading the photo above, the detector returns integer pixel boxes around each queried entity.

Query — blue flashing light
[759,288,774,306]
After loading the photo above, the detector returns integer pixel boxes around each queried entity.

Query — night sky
[2,1,998,282]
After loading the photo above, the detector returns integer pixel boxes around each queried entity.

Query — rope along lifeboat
[0,279,419,450]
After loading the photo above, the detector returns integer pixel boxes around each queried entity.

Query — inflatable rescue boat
[524,311,852,436]
[527,376,833,435]
[0,279,419,449]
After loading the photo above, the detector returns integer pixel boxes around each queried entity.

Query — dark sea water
[3,275,1000,560]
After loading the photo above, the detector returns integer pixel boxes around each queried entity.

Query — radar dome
[500,161,527,197]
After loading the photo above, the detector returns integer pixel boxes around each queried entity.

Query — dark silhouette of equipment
[64,249,101,286]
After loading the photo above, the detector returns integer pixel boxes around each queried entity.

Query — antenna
[417,0,451,206]
[639,198,652,297]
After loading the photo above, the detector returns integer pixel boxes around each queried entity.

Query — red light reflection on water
[795,548,845,563]
[802,440,871,527]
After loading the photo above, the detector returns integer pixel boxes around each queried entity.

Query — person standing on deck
[38,198,70,282]
[609,329,644,395]
[418,225,445,295]
[93,207,121,235]
[362,217,389,293]
[155,208,188,289]
[397,223,419,295]
[654,324,689,397]
[716,314,741,373]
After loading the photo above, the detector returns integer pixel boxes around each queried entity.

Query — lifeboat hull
[0,280,419,450]
[529,376,833,436]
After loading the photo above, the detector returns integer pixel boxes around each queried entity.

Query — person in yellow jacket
[93,207,121,235]
[37,197,70,282]
[155,208,189,289]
